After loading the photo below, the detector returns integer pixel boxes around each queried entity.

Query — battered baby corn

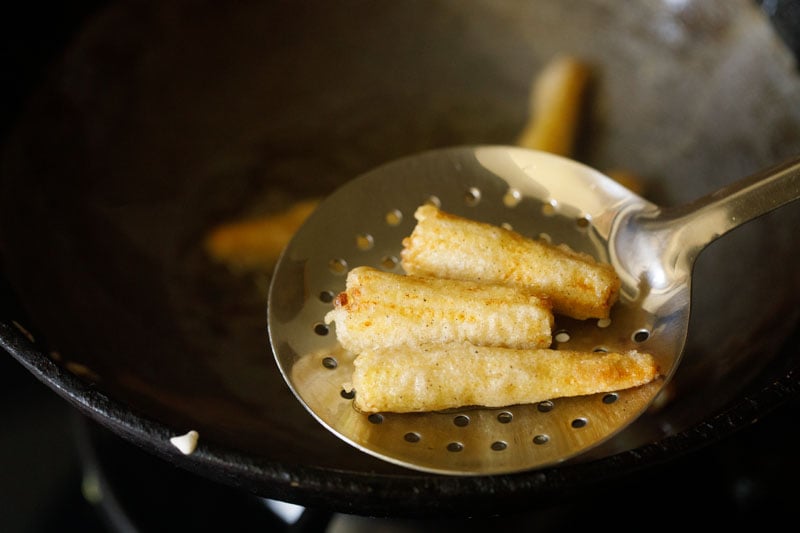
[204,198,319,272]
[401,205,621,320]
[515,55,592,156]
[351,342,660,413]
[324,266,554,353]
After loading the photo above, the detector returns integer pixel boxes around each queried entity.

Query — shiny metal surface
[3,0,800,512]
[268,147,800,475]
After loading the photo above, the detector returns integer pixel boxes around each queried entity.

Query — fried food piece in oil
[516,55,592,157]
[204,199,319,272]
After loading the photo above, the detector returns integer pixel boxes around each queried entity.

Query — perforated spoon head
[267,146,799,475]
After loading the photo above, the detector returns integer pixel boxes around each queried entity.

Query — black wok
[1,0,799,518]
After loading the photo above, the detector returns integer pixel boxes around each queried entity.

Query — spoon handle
[660,155,800,256]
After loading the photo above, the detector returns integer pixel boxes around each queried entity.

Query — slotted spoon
[267,146,800,475]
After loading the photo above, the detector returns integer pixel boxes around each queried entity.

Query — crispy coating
[515,55,592,156]
[401,205,620,320]
[352,343,659,413]
[204,199,319,272]
[324,266,554,353]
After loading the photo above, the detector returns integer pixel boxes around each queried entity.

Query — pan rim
[2,307,798,517]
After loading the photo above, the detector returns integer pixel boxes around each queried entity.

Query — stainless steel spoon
[267,146,800,475]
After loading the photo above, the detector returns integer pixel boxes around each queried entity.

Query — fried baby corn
[204,198,319,272]
[401,205,620,320]
[324,266,554,353]
[351,342,659,413]
[515,55,592,156]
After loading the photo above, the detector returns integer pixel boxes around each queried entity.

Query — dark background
[2,2,799,531]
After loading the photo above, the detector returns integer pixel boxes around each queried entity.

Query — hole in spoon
[313,323,329,336]
[602,393,619,404]
[453,415,470,427]
[537,400,555,413]
[385,209,403,226]
[633,329,651,343]
[328,258,348,274]
[571,418,588,429]
[424,196,441,208]
[533,434,550,445]
[319,290,335,303]
[503,188,522,207]
[380,255,399,269]
[355,233,374,250]
[464,187,481,206]
[404,432,420,443]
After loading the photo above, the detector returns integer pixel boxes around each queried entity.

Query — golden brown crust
[515,55,592,156]
[400,205,621,320]
[204,199,319,272]
[324,266,554,353]
[352,342,660,413]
